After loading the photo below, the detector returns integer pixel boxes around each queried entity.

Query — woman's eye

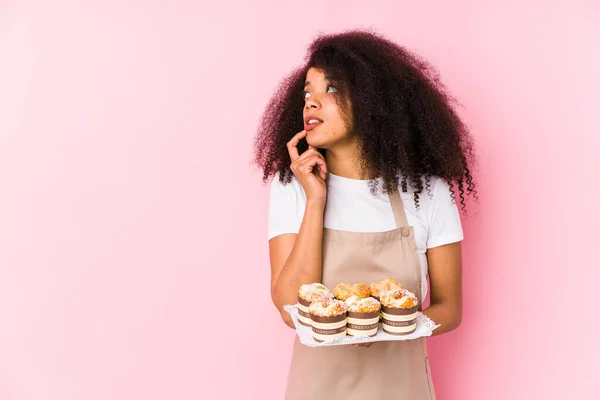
[303,86,336,100]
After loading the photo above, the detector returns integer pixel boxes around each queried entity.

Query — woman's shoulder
[268,171,305,240]
[426,175,454,202]
[396,174,451,198]
[269,171,306,203]
[397,174,457,218]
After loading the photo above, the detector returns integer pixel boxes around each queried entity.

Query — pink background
[1,1,599,399]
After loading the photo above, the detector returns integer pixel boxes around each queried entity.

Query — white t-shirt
[268,171,464,299]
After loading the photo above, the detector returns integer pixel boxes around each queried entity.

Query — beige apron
[285,189,436,399]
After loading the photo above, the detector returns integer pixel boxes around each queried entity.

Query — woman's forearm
[272,200,325,322]
[422,302,462,336]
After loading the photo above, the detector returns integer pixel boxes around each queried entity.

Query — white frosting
[310,288,334,303]
[344,295,381,312]
[344,295,360,307]
[380,289,418,309]
[298,283,330,300]
[309,299,348,317]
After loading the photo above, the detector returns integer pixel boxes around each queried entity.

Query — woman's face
[302,67,354,149]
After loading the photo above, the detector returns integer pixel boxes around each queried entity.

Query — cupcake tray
[284,304,439,348]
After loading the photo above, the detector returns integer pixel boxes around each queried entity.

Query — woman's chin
[306,134,327,149]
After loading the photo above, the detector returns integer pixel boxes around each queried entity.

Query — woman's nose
[304,98,320,110]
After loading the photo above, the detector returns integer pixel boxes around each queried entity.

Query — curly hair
[253,29,477,212]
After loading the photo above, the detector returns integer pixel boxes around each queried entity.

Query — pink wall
[1,1,598,399]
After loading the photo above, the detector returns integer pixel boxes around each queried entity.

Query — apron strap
[389,190,409,228]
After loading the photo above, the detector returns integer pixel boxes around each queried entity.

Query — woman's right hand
[287,130,327,204]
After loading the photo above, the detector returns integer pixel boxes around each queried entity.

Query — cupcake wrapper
[346,310,380,337]
[347,310,380,319]
[347,322,379,330]
[347,323,379,337]
[382,324,417,335]
[382,319,416,327]
[312,326,347,335]
[297,309,312,326]
[310,312,347,342]
[310,313,346,324]
[381,305,418,315]
[298,319,312,327]
[297,296,311,308]
[381,305,417,335]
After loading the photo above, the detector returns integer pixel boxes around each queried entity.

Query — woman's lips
[305,121,322,131]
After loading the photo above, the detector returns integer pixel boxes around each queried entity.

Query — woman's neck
[325,146,374,180]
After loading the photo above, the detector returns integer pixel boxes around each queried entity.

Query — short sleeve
[426,177,464,248]
[268,172,302,240]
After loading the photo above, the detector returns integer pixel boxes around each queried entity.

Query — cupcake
[369,278,404,301]
[333,282,371,301]
[344,296,381,337]
[297,283,333,327]
[380,289,419,335]
[309,299,348,342]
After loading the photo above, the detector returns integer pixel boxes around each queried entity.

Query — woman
[253,29,476,399]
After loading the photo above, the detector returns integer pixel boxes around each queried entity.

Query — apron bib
[285,189,436,399]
